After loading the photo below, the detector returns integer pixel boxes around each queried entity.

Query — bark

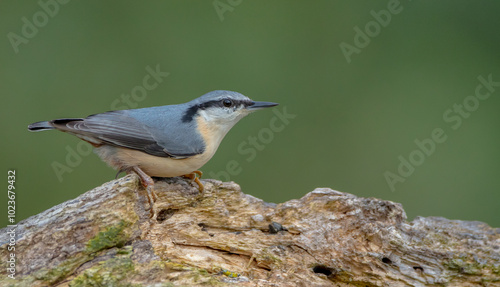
[1,175,499,286]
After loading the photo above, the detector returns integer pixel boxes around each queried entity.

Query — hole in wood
[157,208,177,222]
[312,265,333,276]
[413,266,424,272]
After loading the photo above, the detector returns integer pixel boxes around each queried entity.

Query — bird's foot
[183,170,204,192]
[130,166,157,218]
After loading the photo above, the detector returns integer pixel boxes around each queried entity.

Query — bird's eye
[222,99,233,107]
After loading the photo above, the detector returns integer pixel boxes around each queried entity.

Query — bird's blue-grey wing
[50,110,204,158]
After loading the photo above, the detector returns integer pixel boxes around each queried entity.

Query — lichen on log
[1,175,499,286]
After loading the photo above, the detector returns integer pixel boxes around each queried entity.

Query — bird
[28,90,278,215]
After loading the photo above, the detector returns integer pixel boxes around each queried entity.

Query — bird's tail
[28,121,55,132]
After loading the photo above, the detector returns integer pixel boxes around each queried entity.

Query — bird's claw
[183,170,204,192]
[130,166,157,218]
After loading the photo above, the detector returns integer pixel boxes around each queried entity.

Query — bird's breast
[96,145,216,177]
[194,116,227,159]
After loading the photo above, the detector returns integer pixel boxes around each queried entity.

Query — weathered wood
[1,175,499,286]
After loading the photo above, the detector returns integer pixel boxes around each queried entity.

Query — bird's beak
[247,101,279,110]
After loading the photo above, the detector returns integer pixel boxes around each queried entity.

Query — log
[1,175,499,286]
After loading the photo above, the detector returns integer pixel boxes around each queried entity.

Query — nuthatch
[28,90,278,214]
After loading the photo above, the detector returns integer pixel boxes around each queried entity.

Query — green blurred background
[1,0,499,228]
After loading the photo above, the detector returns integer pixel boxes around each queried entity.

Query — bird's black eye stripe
[182,98,253,122]
[221,99,254,108]
[189,98,255,112]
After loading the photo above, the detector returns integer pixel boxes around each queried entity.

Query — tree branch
[1,175,499,286]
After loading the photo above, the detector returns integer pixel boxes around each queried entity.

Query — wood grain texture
[1,175,499,286]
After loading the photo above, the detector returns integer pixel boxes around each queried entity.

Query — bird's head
[183,90,278,135]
